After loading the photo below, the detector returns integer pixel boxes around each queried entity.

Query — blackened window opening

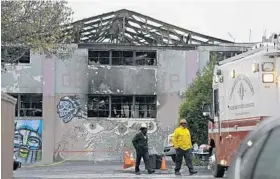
[20,94,42,117]
[88,50,157,66]
[8,93,42,117]
[87,95,109,117]
[112,51,133,65]
[88,50,110,65]
[135,96,157,118]
[111,96,133,118]
[211,51,243,61]
[1,47,30,63]
[87,95,157,118]
[135,51,156,65]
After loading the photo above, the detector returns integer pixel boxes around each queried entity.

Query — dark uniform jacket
[132,132,149,152]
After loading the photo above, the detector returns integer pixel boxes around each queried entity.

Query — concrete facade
[1,44,250,164]
[1,93,17,179]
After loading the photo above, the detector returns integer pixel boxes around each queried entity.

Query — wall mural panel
[54,95,174,162]
[14,120,43,164]
[57,96,87,123]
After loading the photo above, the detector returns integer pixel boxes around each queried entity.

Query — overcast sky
[68,0,280,43]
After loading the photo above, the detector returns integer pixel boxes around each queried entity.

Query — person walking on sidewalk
[132,123,155,175]
[172,119,198,175]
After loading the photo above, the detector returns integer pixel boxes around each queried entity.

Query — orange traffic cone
[160,156,168,170]
[123,151,133,169]
[130,153,136,167]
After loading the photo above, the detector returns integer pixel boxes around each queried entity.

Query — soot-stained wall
[1,51,43,93]
[52,48,190,162]
[88,66,157,95]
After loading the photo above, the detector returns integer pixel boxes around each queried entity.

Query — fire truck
[202,34,280,178]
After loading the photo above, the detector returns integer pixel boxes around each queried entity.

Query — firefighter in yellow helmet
[172,119,198,175]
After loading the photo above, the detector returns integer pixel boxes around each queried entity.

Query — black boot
[189,170,198,175]
[175,171,181,175]
[148,169,155,174]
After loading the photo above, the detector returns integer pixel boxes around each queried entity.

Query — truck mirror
[201,103,214,123]
[202,104,211,114]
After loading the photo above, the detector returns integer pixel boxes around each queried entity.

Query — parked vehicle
[163,133,210,163]
[163,133,176,162]
[202,34,280,178]
[13,155,21,171]
[227,116,280,179]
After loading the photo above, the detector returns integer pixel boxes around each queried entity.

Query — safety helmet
[180,119,187,124]
[140,123,147,129]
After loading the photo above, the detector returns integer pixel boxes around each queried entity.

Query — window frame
[111,95,133,118]
[88,50,110,65]
[111,50,134,66]
[9,93,43,117]
[135,51,157,66]
[1,47,31,64]
[210,51,243,61]
[88,49,157,66]
[87,95,110,118]
[134,95,157,118]
[87,95,157,118]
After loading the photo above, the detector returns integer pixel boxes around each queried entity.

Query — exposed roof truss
[64,9,232,46]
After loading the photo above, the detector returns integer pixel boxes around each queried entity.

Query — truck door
[213,89,221,139]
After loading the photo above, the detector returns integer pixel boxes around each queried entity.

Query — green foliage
[1,0,73,68]
[179,53,220,145]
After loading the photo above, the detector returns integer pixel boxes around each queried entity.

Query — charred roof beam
[65,9,232,45]
[123,9,232,43]
[127,17,206,45]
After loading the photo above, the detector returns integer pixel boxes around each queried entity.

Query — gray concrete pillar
[1,93,17,179]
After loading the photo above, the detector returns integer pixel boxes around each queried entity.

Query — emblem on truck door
[228,74,255,113]
[229,74,254,100]
[238,83,245,100]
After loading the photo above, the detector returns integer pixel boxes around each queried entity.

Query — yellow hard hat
[180,119,187,124]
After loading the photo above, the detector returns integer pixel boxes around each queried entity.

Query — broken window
[112,51,133,65]
[8,93,19,117]
[8,93,42,117]
[111,96,133,118]
[135,96,157,118]
[135,51,157,66]
[1,47,30,64]
[212,51,243,61]
[88,50,110,65]
[87,95,109,117]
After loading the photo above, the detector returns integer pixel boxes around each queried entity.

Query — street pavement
[13,161,220,179]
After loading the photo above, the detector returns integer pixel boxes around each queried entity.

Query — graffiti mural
[57,96,87,123]
[54,95,173,162]
[54,117,173,162]
[14,120,43,164]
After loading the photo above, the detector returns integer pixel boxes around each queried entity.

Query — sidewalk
[14,161,213,179]
[16,161,210,175]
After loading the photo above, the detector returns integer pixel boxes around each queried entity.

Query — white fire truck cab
[202,35,280,178]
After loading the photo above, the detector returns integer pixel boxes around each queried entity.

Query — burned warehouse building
[2,9,254,164]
